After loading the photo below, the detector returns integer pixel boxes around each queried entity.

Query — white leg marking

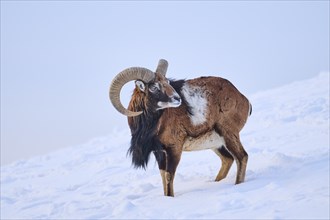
[181,83,207,126]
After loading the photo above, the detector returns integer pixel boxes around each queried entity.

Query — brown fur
[128,75,250,197]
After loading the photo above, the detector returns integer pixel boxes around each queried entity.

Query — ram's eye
[149,84,159,93]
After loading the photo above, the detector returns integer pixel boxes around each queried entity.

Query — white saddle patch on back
[183,130,226,151]
[181,83,208,126]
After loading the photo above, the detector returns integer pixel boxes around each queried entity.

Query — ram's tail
[248,101,252,116]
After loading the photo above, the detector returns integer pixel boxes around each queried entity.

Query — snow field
[1,73,329,219]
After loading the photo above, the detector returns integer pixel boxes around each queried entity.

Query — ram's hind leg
[223,134,248,184]
[213,146,234,182]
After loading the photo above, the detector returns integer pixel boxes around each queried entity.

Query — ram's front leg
[154,147,182,197]
[164,147,182,197]
[154,150,167,195]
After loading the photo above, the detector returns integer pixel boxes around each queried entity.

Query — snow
[1,73,329,219]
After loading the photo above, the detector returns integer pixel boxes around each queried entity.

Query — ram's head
[109,59,181,117]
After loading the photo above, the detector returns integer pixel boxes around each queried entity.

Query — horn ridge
[109,67,155,117]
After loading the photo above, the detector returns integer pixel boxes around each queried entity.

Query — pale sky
[1,1,329,165]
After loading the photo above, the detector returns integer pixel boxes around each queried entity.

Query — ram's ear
[135,80,146,92]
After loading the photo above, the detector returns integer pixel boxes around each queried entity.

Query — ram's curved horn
[155,59,168,76]
[109,67,155,117]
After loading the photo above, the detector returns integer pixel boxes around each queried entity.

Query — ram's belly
[183,130,225,151]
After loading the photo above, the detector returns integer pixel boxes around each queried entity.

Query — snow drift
[1,73,329,219]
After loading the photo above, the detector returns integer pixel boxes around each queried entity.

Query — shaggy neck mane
[127,89,164,169]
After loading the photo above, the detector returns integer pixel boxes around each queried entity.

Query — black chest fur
[128,110,164,169]
[127,79,186,169]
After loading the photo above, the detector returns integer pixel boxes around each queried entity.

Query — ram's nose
[171,95,182,107]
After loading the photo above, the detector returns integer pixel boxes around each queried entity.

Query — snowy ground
[1,73,329,219]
